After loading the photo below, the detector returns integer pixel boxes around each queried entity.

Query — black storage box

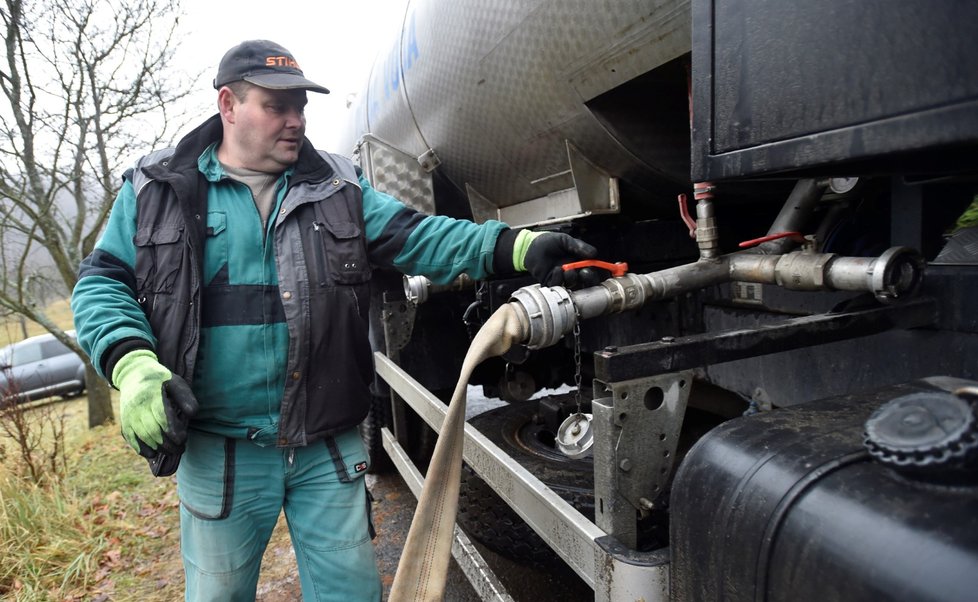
[690,0,978,181]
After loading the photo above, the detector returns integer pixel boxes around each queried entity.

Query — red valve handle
[561,260,629,277]
[738,231,807,248]
[677,193,697,239]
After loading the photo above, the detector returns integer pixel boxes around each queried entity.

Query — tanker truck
[337,1,978,599]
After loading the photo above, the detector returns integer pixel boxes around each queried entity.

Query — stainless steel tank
[338,0,692,226]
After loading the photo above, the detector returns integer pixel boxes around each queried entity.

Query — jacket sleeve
[359,174,508,284]
[71,178,156,380]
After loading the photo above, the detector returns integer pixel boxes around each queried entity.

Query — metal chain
[572,309,583,414]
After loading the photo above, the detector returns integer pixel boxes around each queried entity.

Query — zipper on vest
[311,222,329,287]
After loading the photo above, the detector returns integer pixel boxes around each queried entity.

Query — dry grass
[1,396,301,601]
[0,396,186,601]
[0,301,185,600]
[0,301,300,600]
[0,299,75,348]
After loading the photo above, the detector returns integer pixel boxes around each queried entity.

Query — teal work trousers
[176,427,381,601]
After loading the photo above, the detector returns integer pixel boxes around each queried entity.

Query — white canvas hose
[388,303,527,601]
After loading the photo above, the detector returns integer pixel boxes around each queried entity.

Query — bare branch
[0,0,193,427]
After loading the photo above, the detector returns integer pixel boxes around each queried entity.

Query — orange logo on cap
[265,56,300,69]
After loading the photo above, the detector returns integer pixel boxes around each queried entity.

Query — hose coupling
[404,274,474,304]
[822,246,925,302]
[509,285,576,349]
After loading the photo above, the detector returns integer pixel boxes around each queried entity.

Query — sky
[170,0,410,154]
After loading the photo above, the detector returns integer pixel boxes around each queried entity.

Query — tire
[457,402,594,568]
[360,394,394,474]
[360,393,438,475]
[457,401,726,564]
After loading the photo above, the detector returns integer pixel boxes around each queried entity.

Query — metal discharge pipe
[509,246,924,350]
[753,178,826,255]
[404,273,474,304]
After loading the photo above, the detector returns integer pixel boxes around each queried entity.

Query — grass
[0,301,184,601]
[0,397,299,601]
[0,396,185,601]
[0,302,303,600]
[0,299,75,348]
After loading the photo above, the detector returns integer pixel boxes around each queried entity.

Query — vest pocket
[134,224,185,295]
[311,219,370,285]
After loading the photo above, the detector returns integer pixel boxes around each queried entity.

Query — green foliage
[952,194,978,233]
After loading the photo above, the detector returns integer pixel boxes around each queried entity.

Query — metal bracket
[416,147,441,172]
[375,351,673,601]
[466,141,620,228]
[594,296,938,383]
[593,370,693,548]
[380,297,418,357]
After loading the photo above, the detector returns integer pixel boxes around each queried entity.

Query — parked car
[0,331,86,405]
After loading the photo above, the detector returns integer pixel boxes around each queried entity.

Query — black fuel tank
[670,378,978,602]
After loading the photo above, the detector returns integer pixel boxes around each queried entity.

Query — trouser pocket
[177,431,236,520]
[324,430,376,539]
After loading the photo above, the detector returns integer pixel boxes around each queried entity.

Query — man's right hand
[112,349,198,457]
[518,230,598,287]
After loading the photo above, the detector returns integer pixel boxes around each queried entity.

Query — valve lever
[561,260,629,277]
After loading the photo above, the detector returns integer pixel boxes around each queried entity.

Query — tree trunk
[85,362,114,428]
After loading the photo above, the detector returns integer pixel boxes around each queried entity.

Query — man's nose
[285,108,305,128]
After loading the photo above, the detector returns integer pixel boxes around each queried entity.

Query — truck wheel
[360,394,393,474]
[458,402,594,568]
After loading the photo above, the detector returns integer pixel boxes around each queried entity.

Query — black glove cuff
[491,228,519,277]
[146,452,183,477]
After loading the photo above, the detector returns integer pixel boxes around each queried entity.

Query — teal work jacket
[72,114,507,445]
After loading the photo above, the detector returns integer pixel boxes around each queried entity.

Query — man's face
[223,86,308,172]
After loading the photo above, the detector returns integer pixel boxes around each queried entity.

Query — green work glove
[112,349,198,458]
[514,230,598,287]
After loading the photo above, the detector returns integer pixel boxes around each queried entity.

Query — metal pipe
[636,260,730,303]
[404,273,474,304]
[693,182,720,260]
[510,246,925,350]
[754,178,826,255]
[824,247,926,302]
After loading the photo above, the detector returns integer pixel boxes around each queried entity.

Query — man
[71,40,595,601]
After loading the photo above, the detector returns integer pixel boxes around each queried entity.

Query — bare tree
[0,0,194,427]
[0,369,69,486]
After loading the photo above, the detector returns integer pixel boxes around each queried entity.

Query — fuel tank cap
[864,391,978,475]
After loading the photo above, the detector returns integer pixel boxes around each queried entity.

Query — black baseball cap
[213,40,329,94]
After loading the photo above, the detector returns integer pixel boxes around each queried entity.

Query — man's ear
[217,87,237,124]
